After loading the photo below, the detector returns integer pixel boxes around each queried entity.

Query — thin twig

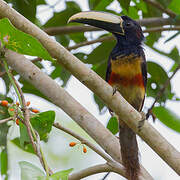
[0,117,13,124]
[101,172,111,180]
[67,36,114,50]
[143,0,176,18]
[53,122,114,163]
[147,64,180,118]
[0,71,6,77]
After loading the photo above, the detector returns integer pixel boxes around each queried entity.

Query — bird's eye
[126,22,131,27]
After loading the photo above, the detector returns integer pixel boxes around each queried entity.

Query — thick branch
[69,163,125,180]
[1,0,179,176]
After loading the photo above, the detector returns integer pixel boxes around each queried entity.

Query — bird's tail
[119,119,140,180]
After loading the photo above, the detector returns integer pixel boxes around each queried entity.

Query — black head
[116,15,144,46]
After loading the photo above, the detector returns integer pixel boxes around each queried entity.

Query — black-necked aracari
[68,11,147,180]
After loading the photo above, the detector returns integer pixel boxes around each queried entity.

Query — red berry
[26,101,30,106]
[1,100,8,107]
[83,146,87,153]
[69,142,76,147]
[31,109,39,113]
[16,118,19,125]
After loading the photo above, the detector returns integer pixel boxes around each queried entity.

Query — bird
[68,11,147,180]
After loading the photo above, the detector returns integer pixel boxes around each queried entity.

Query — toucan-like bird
[68,11,147,180]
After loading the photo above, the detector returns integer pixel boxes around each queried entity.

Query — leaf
[89,0,113,10]
[147,61,171,103]
[19,77,49,101]
[117,0,131,11]
[12,0,36,23]
[107,116,118,135]
[48,168,73,180]
[19,121,30,147]
[0,105,10,146]
[86,40,115,65]
[44,1,81,27]
[30,111,55,141]
[168,0,180,14]
[0,148,8,179]
[93,94,105,112]
[19,111,55,147]
[0,18,52,61]
[133,0,147,13]
[11,138,35,154]
[153,106,180,133]
[51,62,71,87]
[19,161,45,180]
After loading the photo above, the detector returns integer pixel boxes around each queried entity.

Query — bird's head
[68,11,144,46]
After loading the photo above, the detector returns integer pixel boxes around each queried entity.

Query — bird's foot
[138,112,146,132]
[112,87,117,96]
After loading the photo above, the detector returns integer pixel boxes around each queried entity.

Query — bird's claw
[112,87,117,96]
[138,112,146,132]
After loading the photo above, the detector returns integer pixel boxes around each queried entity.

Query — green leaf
[89,0,113,10]
[0,148,8,179]
[19,77,49,101]
[93,94,105,112]
[19,161,45,180]
[86,39,115,65]
[30,111,55,141]
[133,0,147,13]
[48,168,73,180]
[55,35,70,47]
[44,1,81,27]
[117,0,131,11]
[168,0,180,14]
[19,121,30,147]
[153,106,180,133]
[11,138,35,154]
[0,18,52,61]
[12,0,36,23]
[168,46,180,63]
[147,61,171,103]
[0,105,10,146]
[107,116,118,135]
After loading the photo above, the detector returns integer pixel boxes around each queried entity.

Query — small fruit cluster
[0,100,40,125]
[69,142,87,153]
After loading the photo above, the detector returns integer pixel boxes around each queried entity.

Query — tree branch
[1,0,179,177]
[67,25,180,50]
[143,0,176,18]
[68,163,126,180]
[0,117,13,124]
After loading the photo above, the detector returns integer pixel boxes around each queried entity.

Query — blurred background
[0,0,180,179]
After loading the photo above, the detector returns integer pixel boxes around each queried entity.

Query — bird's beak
[68,11,124,35]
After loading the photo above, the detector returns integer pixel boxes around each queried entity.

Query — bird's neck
[111,35,143,59]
